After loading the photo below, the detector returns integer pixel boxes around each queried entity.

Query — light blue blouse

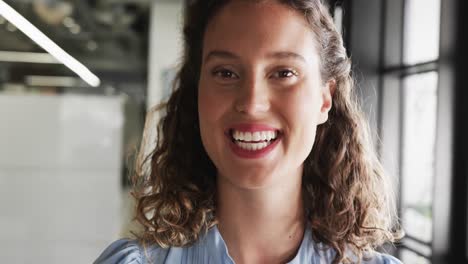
[94,226,402,264]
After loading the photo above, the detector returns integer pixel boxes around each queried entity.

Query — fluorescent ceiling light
[0,0,100,87]
[25,75,84,87]
[0,51,58,64]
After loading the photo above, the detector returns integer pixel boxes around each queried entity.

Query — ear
[318,79,336,124]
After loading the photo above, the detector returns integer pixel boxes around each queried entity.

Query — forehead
[202,1,319,64]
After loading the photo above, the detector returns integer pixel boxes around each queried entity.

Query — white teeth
[252,132,261,141]
[231,130,279,142]
[234,130,244,141]
[252,143,258,151]
[234,131,240,140]
[235,141,270,151]
[267,131,274,140]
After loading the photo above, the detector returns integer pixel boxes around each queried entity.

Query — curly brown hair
[132,0,402,263]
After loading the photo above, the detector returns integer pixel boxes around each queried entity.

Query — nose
[234,77,270,114]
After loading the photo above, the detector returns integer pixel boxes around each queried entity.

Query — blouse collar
[206,225,316,264]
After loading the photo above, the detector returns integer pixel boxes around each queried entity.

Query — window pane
[400,249,431,264]
[404,0,441,64]
[401,72,438,243]
[333,5,343,35]
[403,237,432,257]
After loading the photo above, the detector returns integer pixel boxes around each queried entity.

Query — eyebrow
[203,50,239,63]
[265,51,307,63]
[203,50,307,64]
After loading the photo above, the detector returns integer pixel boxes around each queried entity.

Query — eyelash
[271,69,299,79]
[212,69,239,79]
[210,68,299,80]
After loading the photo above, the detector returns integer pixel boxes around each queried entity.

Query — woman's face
[198,1,333,189]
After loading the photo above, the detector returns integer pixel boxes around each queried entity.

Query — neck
[216,171,305,264]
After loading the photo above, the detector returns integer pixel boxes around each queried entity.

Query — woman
[95,0,403,263]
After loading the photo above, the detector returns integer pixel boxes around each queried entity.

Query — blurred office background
[0,0,466,263]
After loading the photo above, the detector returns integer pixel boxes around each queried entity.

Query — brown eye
[272,69,299,79]
[212,69,239,79]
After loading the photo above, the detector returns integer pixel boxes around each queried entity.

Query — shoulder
[306,234,402,264]
[363,251,403,264]
[93,239,142,264]
[93,239,169,264]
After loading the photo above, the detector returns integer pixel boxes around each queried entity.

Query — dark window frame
[333,0,466,263]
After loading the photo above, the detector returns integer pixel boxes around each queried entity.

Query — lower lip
[228,137,281,159]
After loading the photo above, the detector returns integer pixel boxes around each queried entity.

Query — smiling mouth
[229,129,281,151]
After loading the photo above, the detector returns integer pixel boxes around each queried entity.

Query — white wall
[147,0,184,109]
[0,94,124,264]
[142,0,184,161]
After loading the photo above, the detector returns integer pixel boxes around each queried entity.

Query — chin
[219,167,279,190]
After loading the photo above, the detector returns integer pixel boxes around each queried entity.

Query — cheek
[292,102,319,145]
[198,86,215,144]
[280,85,322,154]
[198,80,233,125]
[197,84,230,153]
[198,89,211,124]
[282,85,322,126]
[198,88,218,168]
[198,81,218,124]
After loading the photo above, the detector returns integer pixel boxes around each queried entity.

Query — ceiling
[0,0,151,99]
